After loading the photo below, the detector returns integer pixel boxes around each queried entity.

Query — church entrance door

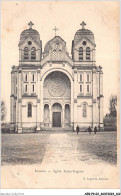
[53,112,61,127]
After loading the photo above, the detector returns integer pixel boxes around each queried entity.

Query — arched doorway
[43,71,71,128]
[52,103,62,127]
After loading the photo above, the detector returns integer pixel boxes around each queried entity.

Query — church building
[10,21,103,133]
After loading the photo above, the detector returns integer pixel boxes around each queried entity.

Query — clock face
[82,41,87,45]
[28,41,32,45]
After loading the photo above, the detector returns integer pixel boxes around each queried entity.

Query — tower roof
[74,22,95,45]
[19,22,40,46]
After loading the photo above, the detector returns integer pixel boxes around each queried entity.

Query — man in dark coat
[94,126,97,134]
[76,125,79,134]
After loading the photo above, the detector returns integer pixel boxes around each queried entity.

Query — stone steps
[39,127,74,132]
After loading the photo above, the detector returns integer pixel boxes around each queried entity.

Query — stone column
[49,104,52,127]
[62,104,65,127]
[36,69,41,131]
[92,69,97,127]
[40,76,44,127]
[100,71,104,128]
[17,69,22,133]
[73,70,78,130]
[10,96,14,123]
[71,78,74,128]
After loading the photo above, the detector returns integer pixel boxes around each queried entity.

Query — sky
[1,1,120,122]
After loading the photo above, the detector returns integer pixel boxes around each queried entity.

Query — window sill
[24,93,29,95]
[31,93,36,96]
[78,93,84,96]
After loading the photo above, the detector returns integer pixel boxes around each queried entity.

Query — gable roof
[74,36,96,48]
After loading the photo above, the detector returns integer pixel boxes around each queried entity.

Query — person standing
[76,125,79,134]
[94,126,97,134]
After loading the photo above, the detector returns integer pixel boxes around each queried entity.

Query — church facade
[10,21,103,133]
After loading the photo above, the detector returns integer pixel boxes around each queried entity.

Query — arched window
[25,84,27,92]
[58,49,62,60]
[86,47,90,60]
[28,103,32,117]
[87,84,89,93]
[80,85,82,93]
[31,47,36,60]
[80,74,82,82]
[24,47,28,60]
[25,74,27,82]
[82,103,87,118]
[79,47,83,61]
[32,74,34,81]
[52,49,57,60]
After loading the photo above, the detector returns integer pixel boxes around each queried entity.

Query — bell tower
[18,21,42,65]
[71,21,96,64]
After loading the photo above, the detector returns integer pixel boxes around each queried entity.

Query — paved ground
[1,132,119,189]
[2,132,117,165]
[42,132,117,166]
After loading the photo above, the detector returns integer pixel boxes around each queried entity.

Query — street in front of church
[1,131,118,189]
[2,131,117,166]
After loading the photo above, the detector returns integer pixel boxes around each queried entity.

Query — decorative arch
[52,103,62,111]
[41,68,74,83]
[42,69,74,126]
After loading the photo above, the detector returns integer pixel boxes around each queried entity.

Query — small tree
[109,95,117,117]
[1,101,7,122]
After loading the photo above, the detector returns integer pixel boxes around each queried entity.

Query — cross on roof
[28,21,34,29]
[80,21,86,29]
[53,26,59,36]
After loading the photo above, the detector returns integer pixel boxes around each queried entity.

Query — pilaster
[36,69,41,131]
[49,104,52,127]
[73,69,78,129]
[62,104,65,127]
[17,69,22,133]
[40,77,44,126]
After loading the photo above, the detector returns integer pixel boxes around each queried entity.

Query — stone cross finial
[53,26,59,36]
[80,21,86,29]
[28,21,34,29]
